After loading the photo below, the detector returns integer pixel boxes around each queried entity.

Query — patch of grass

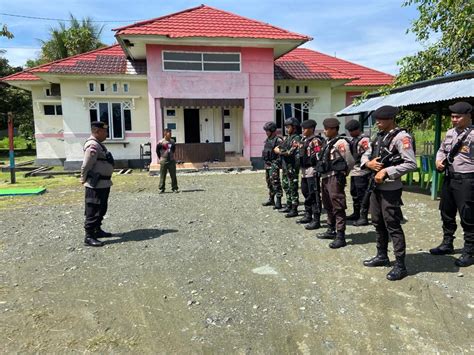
[0,136,35,150]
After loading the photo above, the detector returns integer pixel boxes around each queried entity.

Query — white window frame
[112,82,119,93]
[45,88,52,96]
[43,104,62,116]
[88,82,95,93]
[99,82,107,93]
[162,51,241,73]
[88,101,132,140]
[123,82,129,93]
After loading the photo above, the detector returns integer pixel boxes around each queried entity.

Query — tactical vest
[280,134,300,164]
[84,138,115,166]
[350,134,367,165]
[316,136,349,173]
[370,128,405,160]
[262,136,280,161]
[300,134,321,168]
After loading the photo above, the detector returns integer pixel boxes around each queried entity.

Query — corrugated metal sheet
[337,78,474,116]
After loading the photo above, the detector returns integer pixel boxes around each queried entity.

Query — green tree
[0,24,13,39]
[396,0,474,86]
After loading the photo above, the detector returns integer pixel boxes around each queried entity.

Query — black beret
[373,105,399,120]
[284,117,300,127]
[323,118,340,129]
[301,119,317,129]
[91,121,108,129]
[345,119,361,131]
[449,101,472,114]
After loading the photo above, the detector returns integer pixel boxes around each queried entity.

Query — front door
[184,109,200,143]
[199,108,214,143]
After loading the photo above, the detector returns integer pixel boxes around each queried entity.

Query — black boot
[329,231,347,249]
[363,250,390,267]
[429,238,454,255]
[353,209,369,226]
[285,205,298,218]
[454,253,474,267]
[305,213,321,230]
[273,196,283,210]
[262,195,274,207]
[96,228,113,238]
[279,202,291,213]
[84,230,104,247]
[346,205,360,221]
[297,209,312,224]
[386,256,408,281]
[317,227,336,239]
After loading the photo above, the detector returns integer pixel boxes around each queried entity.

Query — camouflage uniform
[263,135,283,200]
[280,132,301,208]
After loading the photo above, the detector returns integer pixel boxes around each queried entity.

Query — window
[112,83,118,92]
[88,82,95,92]
[304,86,308,94]
[277,86,281,94]
[166,109,176,117]
[296,86,300,94]
[285,86,289,94]
[45,88,51,96]
[223,109,230,116]
[88,101,132,139]
[224,135,231,142]
[123,83,129,93]
[99,83,106,92]
[163,51,241,72]
[224,122,231,129]
[167,123,177,130]
[275,101,309,134]
[43,105,62,116]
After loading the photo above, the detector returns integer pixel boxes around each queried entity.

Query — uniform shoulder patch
[402,136,411,150]
[337,141,346,153]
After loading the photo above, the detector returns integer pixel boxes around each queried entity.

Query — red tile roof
[276,48,394,86]
[114,5,311,41]
[1,45,146,81]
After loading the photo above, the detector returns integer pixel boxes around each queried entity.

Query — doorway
[184,109,200,143]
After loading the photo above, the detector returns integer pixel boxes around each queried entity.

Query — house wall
[146,44,274,163]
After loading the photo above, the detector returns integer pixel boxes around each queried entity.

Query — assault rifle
[360,148,404,210]
[440,126,473,174]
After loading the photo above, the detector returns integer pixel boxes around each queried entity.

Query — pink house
[1,5,392,170]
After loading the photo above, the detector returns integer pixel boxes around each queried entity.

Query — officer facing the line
[317,118,355,248]
[361,106,417,281]
[297,119,324,230]
[261,121,284,209]
[431,101,474,267]
[80,121,115,247]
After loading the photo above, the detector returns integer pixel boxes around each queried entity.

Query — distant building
[1,5,392,169]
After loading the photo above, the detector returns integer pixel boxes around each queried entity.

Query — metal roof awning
[337,72,474,116]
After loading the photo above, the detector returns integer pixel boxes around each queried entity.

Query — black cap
[323,118,340,129]
[373,105,399,120]
[284,117,300,127]
[91,121,108,129]
[301,119,316,129]
[449,101,472,114]
[345,119,361,131]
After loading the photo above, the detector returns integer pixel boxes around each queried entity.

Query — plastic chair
[419,155,432,189]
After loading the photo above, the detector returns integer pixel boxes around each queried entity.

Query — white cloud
[2,47,41,67]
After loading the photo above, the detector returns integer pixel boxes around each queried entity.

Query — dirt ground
[0,171,473,353]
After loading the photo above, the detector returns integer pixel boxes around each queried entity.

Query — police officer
[361,106,417,281]
[261,121,284,209]
[345,119,372,226]
[317,118,355,248]
[297,119,324,229]
[156,128,179,193]
[431,101,474,267]
[274,117,301,218]
[81,121,115,247]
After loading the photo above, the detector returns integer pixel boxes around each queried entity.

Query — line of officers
[261,103,474,281]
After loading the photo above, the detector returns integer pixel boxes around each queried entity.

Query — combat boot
[285,205,298,218]
[353,209,369,226]
[84,230,104,247]
[363,249,390,267]
[454,253,474,267]
[346,205,360,221]
[317,227,336,239]
[96,228,113,238]
[279,203,291,213]
[273,196,283,210]
[386,256,408,281]
[429,238,454,255]
[262,195,274,207]
[305,213,321,230]
[329,231,347,249]
[296,209,312,224]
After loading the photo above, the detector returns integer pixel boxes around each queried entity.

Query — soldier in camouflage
[274,117,302,218]
[262,121,284,209]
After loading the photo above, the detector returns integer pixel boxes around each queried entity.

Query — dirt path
[0,172,472,353]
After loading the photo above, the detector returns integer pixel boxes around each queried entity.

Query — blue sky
[0,0,423,74]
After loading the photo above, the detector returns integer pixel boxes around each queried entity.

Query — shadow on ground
[407,252,460,275]
[104,228,178,245]
[347,231,377,245]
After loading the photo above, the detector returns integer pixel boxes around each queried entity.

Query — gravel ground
[0,171,473,353]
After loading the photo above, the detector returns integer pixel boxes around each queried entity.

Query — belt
[99,175,112,180]
[447,172,474,179]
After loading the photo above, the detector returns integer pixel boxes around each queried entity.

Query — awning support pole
[431,106,442,200]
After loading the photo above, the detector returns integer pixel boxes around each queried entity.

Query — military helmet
[284,117,300,127]
[263,121,277,132]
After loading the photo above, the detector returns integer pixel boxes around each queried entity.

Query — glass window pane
[124,109,132,131]
[294,103,302,120]
[164,61,202,71]
[203,53,239,62]
[284,103,292,119]
[224,122,230,129]
[89,83,94,92]
[112,103,123,139]
[163,52,202,61]
[90,109,98,123]
[276,109,282,130]
[44,105,55,115]
[99,103,110,138]
[203,63,240,71]
[303,109,309,121]
[56,105,62,115]
[167,123,176,130]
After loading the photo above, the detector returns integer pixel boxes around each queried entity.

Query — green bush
[0,137,36,150]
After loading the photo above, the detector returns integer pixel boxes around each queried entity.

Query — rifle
[314,173,322,215]
[360,148,404,210]
[440,126,473,174]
